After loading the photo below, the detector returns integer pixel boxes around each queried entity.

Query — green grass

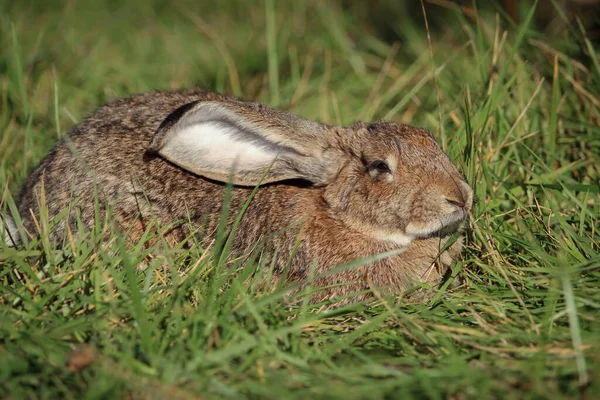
[1,0,599,398]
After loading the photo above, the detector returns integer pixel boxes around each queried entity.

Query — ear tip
[148,100,200,153]
[146,133,164,154]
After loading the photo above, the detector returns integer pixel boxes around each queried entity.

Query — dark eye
[366,160,391,174]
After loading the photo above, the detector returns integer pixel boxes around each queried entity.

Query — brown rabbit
[7,89,473,303]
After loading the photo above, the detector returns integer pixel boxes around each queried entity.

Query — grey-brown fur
[13,88,473,304]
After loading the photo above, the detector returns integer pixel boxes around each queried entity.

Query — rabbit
[9,88,473,303]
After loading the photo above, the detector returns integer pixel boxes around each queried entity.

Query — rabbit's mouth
[406,208,468,239]
[426,218,465,238]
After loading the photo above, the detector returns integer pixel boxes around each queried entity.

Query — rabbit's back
[16,89,260,244]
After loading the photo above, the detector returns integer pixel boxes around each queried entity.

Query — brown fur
[15,89,473,304]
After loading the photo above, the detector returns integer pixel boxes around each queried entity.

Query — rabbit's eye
[366,160,391,174]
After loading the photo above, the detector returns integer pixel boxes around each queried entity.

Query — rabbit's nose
[445,197,466,209]
[445,181,473,211]
[461,181,474,211]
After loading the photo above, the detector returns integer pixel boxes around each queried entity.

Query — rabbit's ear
[147,100,343,186]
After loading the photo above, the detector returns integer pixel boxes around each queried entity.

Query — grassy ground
[1,0,599,398]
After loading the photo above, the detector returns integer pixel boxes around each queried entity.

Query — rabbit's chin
[405,209,468,240]
[422,219,465,239]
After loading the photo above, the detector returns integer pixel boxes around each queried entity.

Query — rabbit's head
[147,99,472,247]
[322,121,472,246]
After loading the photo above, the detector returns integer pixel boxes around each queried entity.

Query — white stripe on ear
[149,101,342,186]
[161,116,290,175]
